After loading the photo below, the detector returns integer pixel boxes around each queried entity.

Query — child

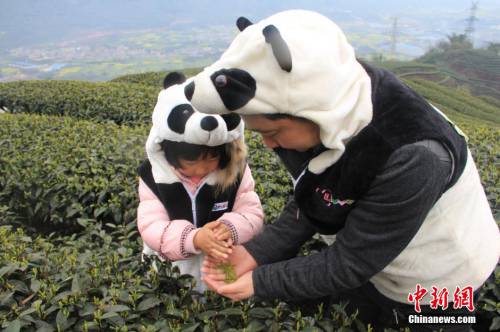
[137,72,264,292]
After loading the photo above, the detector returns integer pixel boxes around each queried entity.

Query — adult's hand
[201,245,257,297]
[213,270,254,301]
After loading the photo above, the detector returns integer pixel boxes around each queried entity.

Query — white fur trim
[145,127,180,184]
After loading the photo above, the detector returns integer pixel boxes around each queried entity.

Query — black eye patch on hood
[210,68,256,111]
[168,104,194,134]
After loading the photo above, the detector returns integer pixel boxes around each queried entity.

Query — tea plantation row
[1,112,498,332]
[0,81,159,126]
[0,70,498,331]
[0,113,362,332]
[0,113,290,233]
[0,221,364,332]
[109,68,202,87]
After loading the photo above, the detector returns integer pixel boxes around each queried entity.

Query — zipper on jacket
[292,169,307,190]
[182,182,206,227]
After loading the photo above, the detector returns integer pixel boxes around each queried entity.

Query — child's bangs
[160,140,227,167]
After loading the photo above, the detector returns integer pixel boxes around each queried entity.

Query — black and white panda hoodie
[136,75,263,290]
[186,10,500,304]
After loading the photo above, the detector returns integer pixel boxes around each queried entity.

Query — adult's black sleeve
[251,143,451,301]
[243,198,316,265]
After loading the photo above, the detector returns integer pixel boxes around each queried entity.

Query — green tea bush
[458,121,500,219]
[0,114,291,233]
[405,79,500,125]
[110,68,203,87]
[0,76,498,330]
[0,80,159,126]
[245,131,292,223]
[0,224,362,332]
[0,113,146,232]
[0,114,497,232]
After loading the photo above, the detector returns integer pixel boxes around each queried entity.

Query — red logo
[430,286,449,310]
[408,285,475,313]
[315,188,355,207]
[408,284,428,313]
[453,286,475,312]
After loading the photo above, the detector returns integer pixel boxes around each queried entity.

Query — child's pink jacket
[137,165,264,260]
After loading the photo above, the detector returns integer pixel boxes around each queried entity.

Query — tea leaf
[137,297,162,311]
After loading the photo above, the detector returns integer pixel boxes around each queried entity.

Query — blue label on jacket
[212,201,229,212]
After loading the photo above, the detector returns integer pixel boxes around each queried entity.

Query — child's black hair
[160,140,231,169]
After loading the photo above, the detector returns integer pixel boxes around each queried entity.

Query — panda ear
[163,72,186,89]
[262,25,292,72]
[236,16,253,32]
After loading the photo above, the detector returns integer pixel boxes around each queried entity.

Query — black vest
[138,160,243,227]
[285,62,468,234]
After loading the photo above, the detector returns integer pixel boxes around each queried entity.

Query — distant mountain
[420,48,499,97]
[375,45,500,101]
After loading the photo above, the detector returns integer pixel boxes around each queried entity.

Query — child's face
[177,155,220,179]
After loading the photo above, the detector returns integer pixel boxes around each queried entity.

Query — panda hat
[146,72,246,187]
[186,10,373,174]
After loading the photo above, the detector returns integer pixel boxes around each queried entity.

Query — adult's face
[242,114,321,152]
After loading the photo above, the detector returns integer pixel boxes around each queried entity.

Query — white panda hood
[187,10,373,174]
[146,73,246,187]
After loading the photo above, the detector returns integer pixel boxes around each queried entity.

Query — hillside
[374,47,500,101]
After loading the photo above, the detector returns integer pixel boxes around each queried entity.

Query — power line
[465,1,478,41]
[391,17,399,57]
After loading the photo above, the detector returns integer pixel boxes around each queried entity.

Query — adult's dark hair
[160,140,231,169]
[263,113,311,122]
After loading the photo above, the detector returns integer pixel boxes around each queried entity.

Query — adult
[185,10,500,331]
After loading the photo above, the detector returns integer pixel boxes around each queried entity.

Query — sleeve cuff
[182,226,202,256]
[251,265,272,301]
[220,220,239,244]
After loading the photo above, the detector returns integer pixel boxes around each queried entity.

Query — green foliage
[215,263,237,283]
[0,224,361,331]
[487,43,500,56]
[458,121,500,219]
[478,95,500,110]
[0,114,291,233]
[404,79,500,126]
[433,33,473,53]
[110,68,203,87]
[0,113,146,232]
[374,44,500,101]
[416,46,500,100]
[0,65,498,331]
[476,266,500,332]
[419,33,476,66]
[371,60,437,73]
[245,131,292,223]
[0,80,159,126]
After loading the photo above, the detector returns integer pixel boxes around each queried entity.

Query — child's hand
[193,221,232,260]
[213,222,232,242]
